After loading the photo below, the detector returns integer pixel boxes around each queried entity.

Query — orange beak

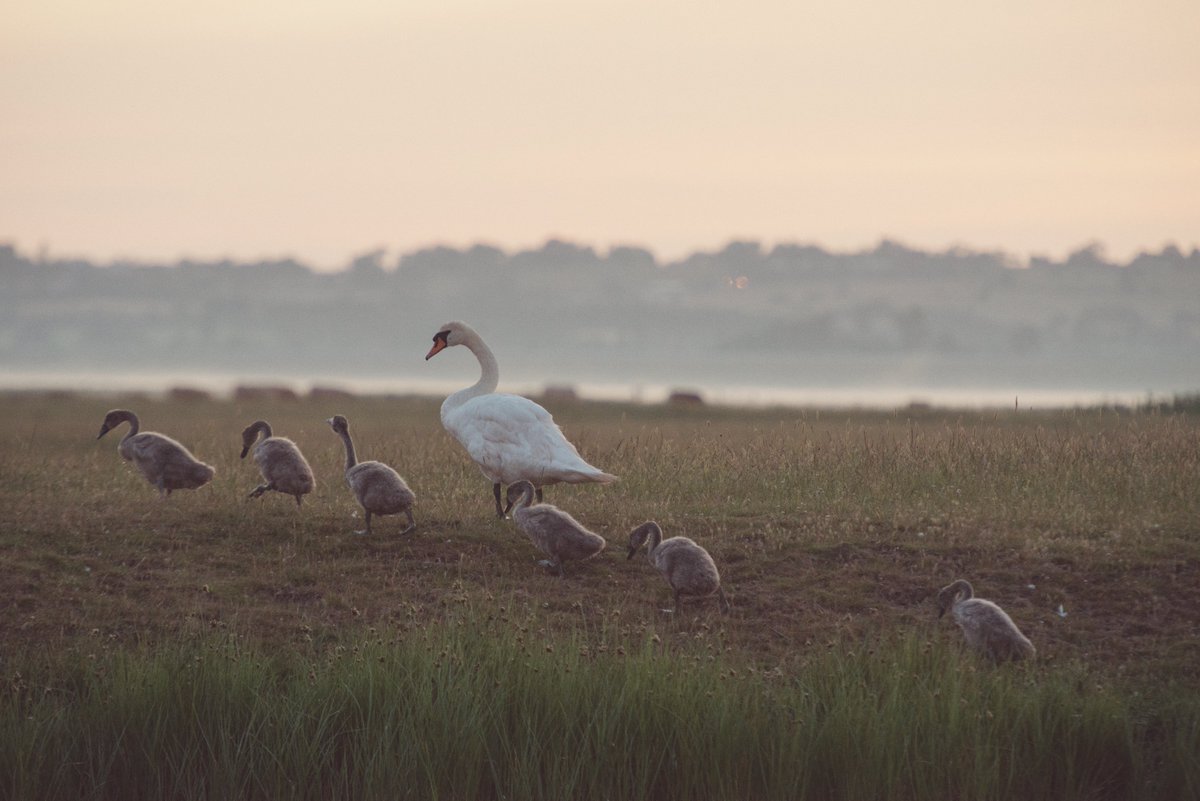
[425,339,447,360]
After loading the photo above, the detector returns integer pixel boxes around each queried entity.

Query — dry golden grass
[1,391,1198,684]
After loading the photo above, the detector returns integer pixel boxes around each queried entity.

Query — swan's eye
[436,330,450,343]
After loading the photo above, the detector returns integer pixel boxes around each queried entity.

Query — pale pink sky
[2,0,1198,269]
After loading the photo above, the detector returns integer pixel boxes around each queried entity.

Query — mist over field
[2,239,1197,403]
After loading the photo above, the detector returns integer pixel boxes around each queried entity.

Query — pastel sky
[3,0,1197,269]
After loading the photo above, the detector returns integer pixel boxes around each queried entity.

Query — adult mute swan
[505,480,607,576]
[239,420,315,506]
[97,409,215,497]
[936,579,1036,663]
[327,415,416,536]
[627,521,731,613]
[425,321,616,517]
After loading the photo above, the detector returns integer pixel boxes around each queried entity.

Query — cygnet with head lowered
[936,579,1035,663]
[97,409,214,498]
[240,420,315,506]
[505,479,606,576]
[626,521,731,614]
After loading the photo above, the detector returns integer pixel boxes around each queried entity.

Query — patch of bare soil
[3,511,1197,687]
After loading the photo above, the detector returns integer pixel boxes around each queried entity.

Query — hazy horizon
[6,233,1197,277]
[3,238,1196,409]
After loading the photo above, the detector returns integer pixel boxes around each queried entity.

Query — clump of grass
[3,622,1197,801]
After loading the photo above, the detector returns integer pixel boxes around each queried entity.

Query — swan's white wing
[443,393,611,486]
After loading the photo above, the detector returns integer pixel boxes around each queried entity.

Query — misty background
[2,239,1197,407]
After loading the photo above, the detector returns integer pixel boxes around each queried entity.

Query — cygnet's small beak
[96,425,110,439]
[239,445,250,459]
[502,500,514,516]
[626,547,637,560]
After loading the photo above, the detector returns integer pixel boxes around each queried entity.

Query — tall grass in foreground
[3,623,1197,801]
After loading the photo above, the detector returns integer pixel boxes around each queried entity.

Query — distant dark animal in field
[327,415,415,536]
[426,320,616,518]
[505,480,606,576]
[936,579,1035,662]
[239,419,315,506]
[96,409,214,497]
[626,521,730,614]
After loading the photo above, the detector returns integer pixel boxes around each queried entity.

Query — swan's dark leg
[493,483,505,518]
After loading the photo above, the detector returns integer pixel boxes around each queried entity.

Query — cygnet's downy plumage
[505,480,606,576]
[626,521,731,613]
[97,409,215,497]
[936,579,1035,663]
[327,415,415,536]
[426,321,616,518]
[239,420,315,506]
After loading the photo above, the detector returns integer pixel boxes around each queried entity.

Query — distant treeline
[2,239,1198,394]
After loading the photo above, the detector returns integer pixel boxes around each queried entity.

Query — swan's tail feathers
[193,462,216,486]
[565,468,617,484]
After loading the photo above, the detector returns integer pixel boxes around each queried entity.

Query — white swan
[239,419,315,506]
[425,321,616,517]
[936,579,1036,663]
[96,409,215,497]
[627,521,731,614]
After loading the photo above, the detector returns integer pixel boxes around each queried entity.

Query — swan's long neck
[513,484,535,511]
[646,526,663,557]
[631,523,663,562]
[951,579,974,603]
[442,332,500,416]
[337,429,358,471]
[118,410,140,438]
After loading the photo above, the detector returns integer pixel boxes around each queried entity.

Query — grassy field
[1,391,1198,799]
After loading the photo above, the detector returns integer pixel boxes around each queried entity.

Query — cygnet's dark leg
[535,487,543,503]
[294,493,303,507]
[493,483,505,518]
[249,483,270,499]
